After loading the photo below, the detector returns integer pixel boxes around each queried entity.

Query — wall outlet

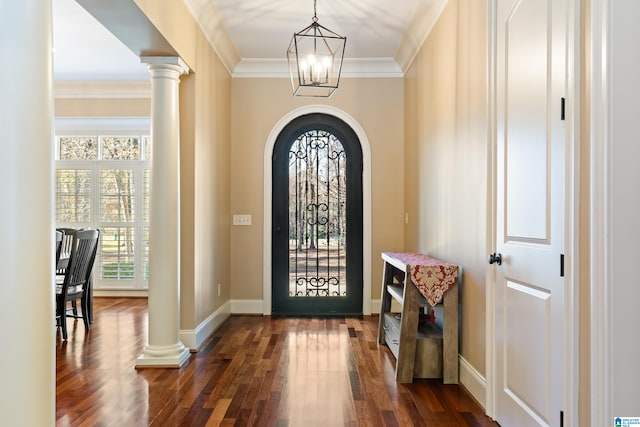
[217,283,221,297]
[233,214,252,226]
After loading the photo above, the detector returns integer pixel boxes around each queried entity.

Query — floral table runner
[384,252,459,307]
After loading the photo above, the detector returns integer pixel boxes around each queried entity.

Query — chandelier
[286,0,346,97]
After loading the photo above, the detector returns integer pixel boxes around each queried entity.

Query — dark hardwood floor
[56,298,498,426]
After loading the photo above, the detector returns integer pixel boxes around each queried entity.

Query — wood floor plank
[56,298,498,426]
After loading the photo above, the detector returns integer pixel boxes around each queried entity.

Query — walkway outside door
[272,113,363,315]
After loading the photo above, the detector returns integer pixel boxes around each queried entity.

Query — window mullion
[56,133,150,291]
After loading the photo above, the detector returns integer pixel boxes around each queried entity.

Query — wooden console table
[377,252,459,383]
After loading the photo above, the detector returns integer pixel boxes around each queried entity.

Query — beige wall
[55,98,150,117]
[56,0,232,337]
[404,0,488,375]
[131,0,232,329]
[230,77,405,306]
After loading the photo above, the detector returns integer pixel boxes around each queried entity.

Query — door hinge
[560,254,565,277]
[561,97,566,120]
[560,410,564,427]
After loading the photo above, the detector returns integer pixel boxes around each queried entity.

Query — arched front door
[272,113,363,315]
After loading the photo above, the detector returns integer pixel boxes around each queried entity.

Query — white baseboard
[231,299,264,314]
[94,289,148,298]
[459,354,487,410]
[180,300,231,351]
[230,299,382,315]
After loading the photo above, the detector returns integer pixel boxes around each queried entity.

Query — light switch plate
[233,214,252,226]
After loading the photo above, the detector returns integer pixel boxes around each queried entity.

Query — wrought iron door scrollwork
[288,129,347,297]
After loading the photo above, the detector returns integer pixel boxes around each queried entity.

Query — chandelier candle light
[287,0,346,97]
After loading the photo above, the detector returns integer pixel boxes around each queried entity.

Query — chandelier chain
[312,0,318,22]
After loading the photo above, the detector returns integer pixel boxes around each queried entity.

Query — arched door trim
[263,105,372,315]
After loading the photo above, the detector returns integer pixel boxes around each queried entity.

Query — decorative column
[0,2,55,425]
[136,57,190,368]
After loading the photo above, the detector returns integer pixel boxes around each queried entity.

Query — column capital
[141,56,189,75]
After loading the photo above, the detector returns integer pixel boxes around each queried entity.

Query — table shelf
[386,283,431,308]
[377,252,459,384]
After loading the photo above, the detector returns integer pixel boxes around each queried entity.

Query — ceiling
[53,0,149,80]
[53,0,444,81]
[209,0,419,59]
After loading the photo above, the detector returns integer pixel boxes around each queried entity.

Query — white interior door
[493,0,567,425]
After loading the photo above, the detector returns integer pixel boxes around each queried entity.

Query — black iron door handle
[488,253,502,265]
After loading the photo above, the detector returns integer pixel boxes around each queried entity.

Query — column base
[135,342,190,368]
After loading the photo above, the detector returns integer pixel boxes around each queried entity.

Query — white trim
[394,0,449,73]
[179,0,456,79]
[54,117,150,134]
[54,80,151,99]
[230,299,264,314]
[141,56,190,75]
[485,0,497,418]
[370,299,381,315]
[93,290,148,298]
[589,0,612,425]
[459,355,487,411]
[229,299,381,315]
[135,346,191,368]
[182,0,445,78]
[232,58,404,78]
[180,300,231,351]
[565,0,581,425]
[181,0,240,75]
[263,105,372,315]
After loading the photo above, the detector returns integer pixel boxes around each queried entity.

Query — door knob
[488,253,502,265]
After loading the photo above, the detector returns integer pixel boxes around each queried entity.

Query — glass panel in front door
[288,130,346,298]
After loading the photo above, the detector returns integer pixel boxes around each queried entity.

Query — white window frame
[54,118,150,292]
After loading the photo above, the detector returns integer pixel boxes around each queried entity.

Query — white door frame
[589,0,615,424]
[262,105,373,315]
[485,0,580,424]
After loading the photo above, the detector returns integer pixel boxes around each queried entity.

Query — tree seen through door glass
[288,130,347,297]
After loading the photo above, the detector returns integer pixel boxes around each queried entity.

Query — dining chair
[55,229,100,340]
[56,228,78,273]
[55,230,63,269]
[56,228,83,318]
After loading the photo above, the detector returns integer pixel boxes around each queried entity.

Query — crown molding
[232,58,404,79]
[173,0,445,78]
[182,0,241,75]
[395,0,449,73]
[54,80,151,98]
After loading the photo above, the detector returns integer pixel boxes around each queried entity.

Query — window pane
[144,136,152,160]
[55,169,92,222]
[288,130,347,297]
[144,169,150,222]
[102,137,140,160]
[100,170,135,222]
[100,227,135,280]
[59,137,97,160]
[143,226,149,280]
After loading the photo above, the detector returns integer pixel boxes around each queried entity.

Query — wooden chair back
[56,229,100,339]
[55,230,63,268]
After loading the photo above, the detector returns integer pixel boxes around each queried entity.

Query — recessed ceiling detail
[53,0,448,81]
